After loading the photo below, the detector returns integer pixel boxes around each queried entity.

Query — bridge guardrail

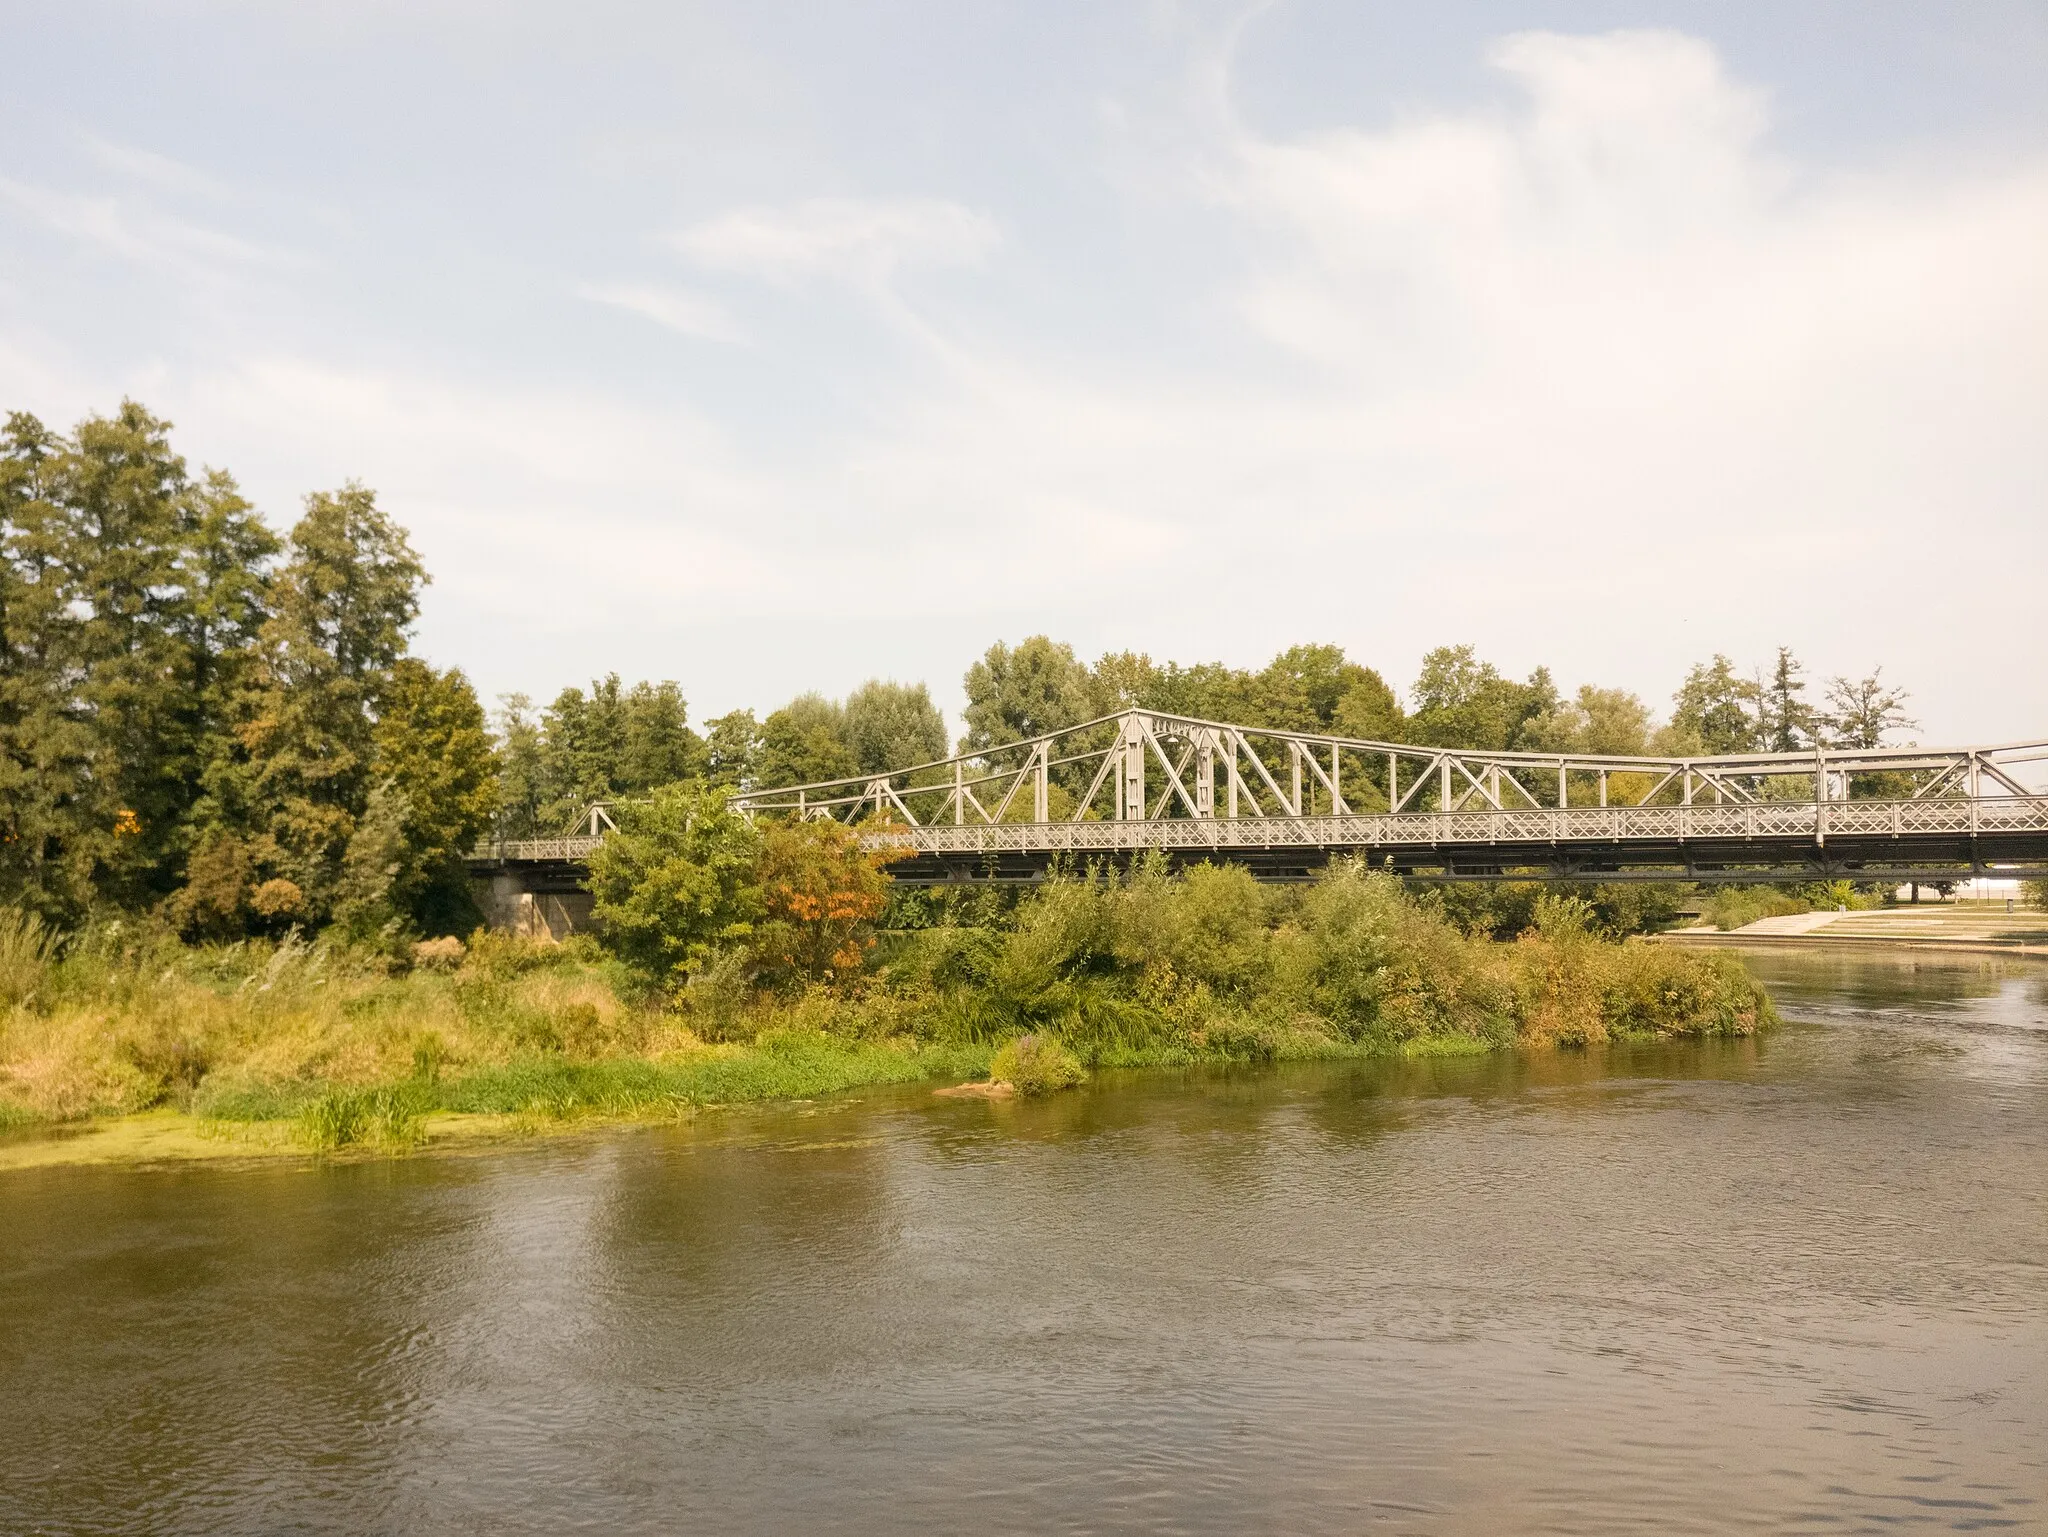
[470,797,2048,866]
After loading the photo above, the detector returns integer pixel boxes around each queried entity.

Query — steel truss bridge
[472,711,2048,888]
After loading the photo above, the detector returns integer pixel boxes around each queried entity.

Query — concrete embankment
[1656,905,2048,960]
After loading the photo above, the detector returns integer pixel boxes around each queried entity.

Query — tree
[962,636,1096,751]
[751,817,901,986]
[0,413,97,918]
[758,693,857,788]
[1759,646,1812,753]
[586,782,763,988]
[222,484,425,924]
[373,659,498,932]
[1408,645,1554,751]
[1254,644,1382,733]
[492,694,547,839]
[538,674,705,822]
[1823,670,1915,750]
[1666,655,1759,755]
[540,676,627,820]
[703,708,763,790]
[620,679,705,788]
[1090,650,1164,713]
[4,404,288,922]
[1523,685,1652,757]
[843,679,947,774]
[1329,667,1405,741]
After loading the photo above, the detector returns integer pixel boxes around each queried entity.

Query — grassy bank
[0,864,1774,1155]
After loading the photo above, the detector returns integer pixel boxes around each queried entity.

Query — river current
[3,953,2044,1535]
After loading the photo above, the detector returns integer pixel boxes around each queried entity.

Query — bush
[412,935,467,970]
[751,818,902,988]
[990,1033,1086,1094]
[587,783,763,989]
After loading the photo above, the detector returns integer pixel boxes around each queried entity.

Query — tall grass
[0,862,1773,1135]
[0,907,58,1011]
[296,1084,431,1151]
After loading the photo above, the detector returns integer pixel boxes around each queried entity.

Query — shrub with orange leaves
[751,818,905,987]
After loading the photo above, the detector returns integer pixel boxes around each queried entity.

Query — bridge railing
[859,795,2048,858]
[468,795,2048,867]
[471,835,608,864]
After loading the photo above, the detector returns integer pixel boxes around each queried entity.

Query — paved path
[1662,904,2048,959]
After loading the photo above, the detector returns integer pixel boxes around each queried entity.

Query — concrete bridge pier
[475,865,594,942]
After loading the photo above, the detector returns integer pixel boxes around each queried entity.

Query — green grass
[191,1032,995,1131]
[439,1033,987,1118]
[295,1084,431,1151]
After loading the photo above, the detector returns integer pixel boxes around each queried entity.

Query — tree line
[2,405,491,936]
[4,401,1916,940]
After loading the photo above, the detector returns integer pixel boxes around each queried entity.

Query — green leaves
[586,783,764,989]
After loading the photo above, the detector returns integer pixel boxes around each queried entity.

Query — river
[3,953,2044,1535]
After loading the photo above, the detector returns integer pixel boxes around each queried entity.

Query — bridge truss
[722,711,2048,885]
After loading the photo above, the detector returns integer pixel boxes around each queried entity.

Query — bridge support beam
[1120,716,1146,821]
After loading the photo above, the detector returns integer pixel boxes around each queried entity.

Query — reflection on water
[3,957,2043,1535]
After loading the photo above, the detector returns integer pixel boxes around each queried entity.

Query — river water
[3,953,2044,1535]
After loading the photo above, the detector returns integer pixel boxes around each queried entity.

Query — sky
[2,0,2045,745]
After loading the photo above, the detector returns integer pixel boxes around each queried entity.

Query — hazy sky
[4,1,2044,743]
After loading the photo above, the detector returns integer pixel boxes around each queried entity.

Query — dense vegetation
[0,399,1952,1146]
[0,861,1771,1143]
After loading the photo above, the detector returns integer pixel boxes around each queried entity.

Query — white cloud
[78,135,234,202]
[1,25,2040,735]
[0,175,296,284]
[573,281,742,343]
[671,196,999,285]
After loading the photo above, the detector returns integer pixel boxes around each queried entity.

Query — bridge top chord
[468,711,2048,886]
[731,708,2048,827]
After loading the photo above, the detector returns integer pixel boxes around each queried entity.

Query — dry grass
[0,868,1775,1135]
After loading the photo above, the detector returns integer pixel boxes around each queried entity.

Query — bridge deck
[469,795,2048,887]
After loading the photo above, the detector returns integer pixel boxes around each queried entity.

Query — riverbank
[1,867,1776,1165]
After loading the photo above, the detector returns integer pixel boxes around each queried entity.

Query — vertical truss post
[1598,770,1608,808]
[1033,744,1049,823]
[1331,745,1341,813]
[1227,734,1241,818]
[1557,763,1567,809]
[1290,744,1303,817]
[1120,714,1146,821]
[1388,753,1398,812]
[1440,758,1453,813]
[1196,731,1216,818]
[1683,770,1693,807]
[953,759,963,826]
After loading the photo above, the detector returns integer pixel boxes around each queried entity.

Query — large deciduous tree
[1666,655,1760,755]
[1822,669,1915,750]
[758,693,858,788]
[1407,645,1556,752]
[962,636,1096,751]
[843,679,947,774]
